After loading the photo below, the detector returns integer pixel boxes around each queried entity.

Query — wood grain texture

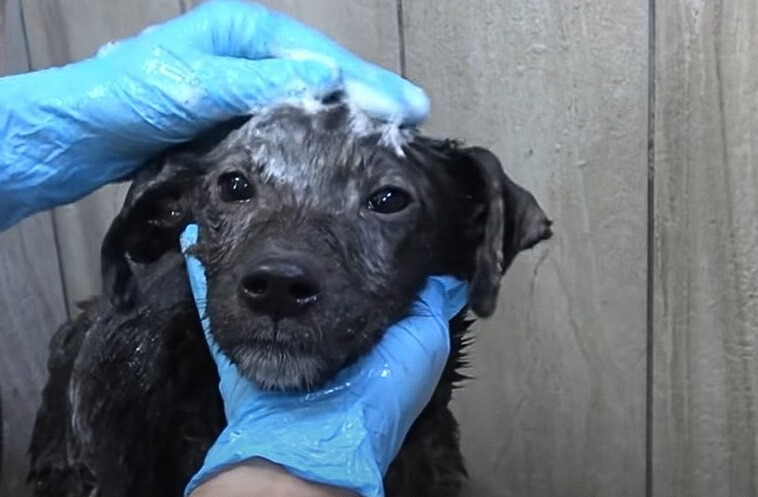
[653,1,758,496]
[1,2,69,495]
[1,0,30,76]
[20,0,183,315]
[0,215,69,497]
[403,2,648,496]
[188,0,402,73]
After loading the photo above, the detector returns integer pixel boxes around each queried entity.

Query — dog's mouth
[251,321,296,347]
[216,317,323,349]
[211,316,335,390]
[208,300,399,390]
[223,340,336,392]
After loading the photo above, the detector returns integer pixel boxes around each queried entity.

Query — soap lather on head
[277,45,430,127]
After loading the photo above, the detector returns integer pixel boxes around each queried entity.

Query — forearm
[188,458,359,497]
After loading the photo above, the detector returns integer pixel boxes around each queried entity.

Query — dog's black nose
[240,259,320,317]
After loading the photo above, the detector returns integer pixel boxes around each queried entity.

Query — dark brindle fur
[28,99,552,497]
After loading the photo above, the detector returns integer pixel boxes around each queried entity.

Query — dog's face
[102,100,552,391]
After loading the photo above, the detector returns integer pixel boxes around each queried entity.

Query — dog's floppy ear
[457,146,553,317]
[101,156,195,310]
[101,116,251,310]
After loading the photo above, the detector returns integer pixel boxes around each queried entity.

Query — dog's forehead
[224,101,415,187]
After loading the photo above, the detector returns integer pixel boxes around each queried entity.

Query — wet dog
[28,98,552,497]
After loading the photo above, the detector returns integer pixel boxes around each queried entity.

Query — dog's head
[102,99,552,390]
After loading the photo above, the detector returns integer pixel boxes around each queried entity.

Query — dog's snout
[241,258,320,317]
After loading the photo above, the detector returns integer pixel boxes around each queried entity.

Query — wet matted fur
[28,99,552,497]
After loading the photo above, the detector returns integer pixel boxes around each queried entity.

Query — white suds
[255,95,411,157]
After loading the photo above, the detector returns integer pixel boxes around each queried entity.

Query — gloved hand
[180,224,468,497]
[0,0,430,230]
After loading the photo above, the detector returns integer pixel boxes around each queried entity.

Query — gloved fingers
[257,7,430,125]
[144,0,429,125]
[336,278,468,416]
[372,277,467,392]
[180,225,235,372]
[80,45,341,144]
[187,56,342,120]
[180,225,205,310]
[153,0,352,64]
[339,65,428,126]
[412,276,469,321]
[308,276,468,405]
[335,295,468,470]
[312,312,454,475]
[143,0,283,58]
[180,224,264,414]
[372,316,450,398]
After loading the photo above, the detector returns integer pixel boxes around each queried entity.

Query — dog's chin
[208,302,398,391]
[224,342,338,391]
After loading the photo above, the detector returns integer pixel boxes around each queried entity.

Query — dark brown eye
[218,172,254,202]
[367,187,411,214]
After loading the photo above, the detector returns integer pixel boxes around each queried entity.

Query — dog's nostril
[290,281,318,303]
[241,260,320,317]
[243,276,269,296]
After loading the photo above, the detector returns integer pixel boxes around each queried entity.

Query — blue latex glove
[180,224,468,497]
[0,0,430,230]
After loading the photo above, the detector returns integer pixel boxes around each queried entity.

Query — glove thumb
[414,276,469,321]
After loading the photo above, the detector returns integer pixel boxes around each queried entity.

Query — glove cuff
[185,404,385,497]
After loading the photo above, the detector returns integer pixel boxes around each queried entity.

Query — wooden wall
[0,1,755,496]
[402,2,649,495]
[653,1,758,496]
[0,1,70,495]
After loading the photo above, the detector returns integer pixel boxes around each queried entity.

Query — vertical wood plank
[20,0,184,316]
[260,0,401,73]
[187,0,402,73]
[0,0,30,75]
[1,3,69,495]
[653,1,758,495]
[0,214,69,497]
[404,2,648,496]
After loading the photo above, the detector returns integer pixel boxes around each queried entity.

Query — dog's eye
[218,172,254,202]
[367,187,411,214]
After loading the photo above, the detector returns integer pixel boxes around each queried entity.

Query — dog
[28,97,552,497]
